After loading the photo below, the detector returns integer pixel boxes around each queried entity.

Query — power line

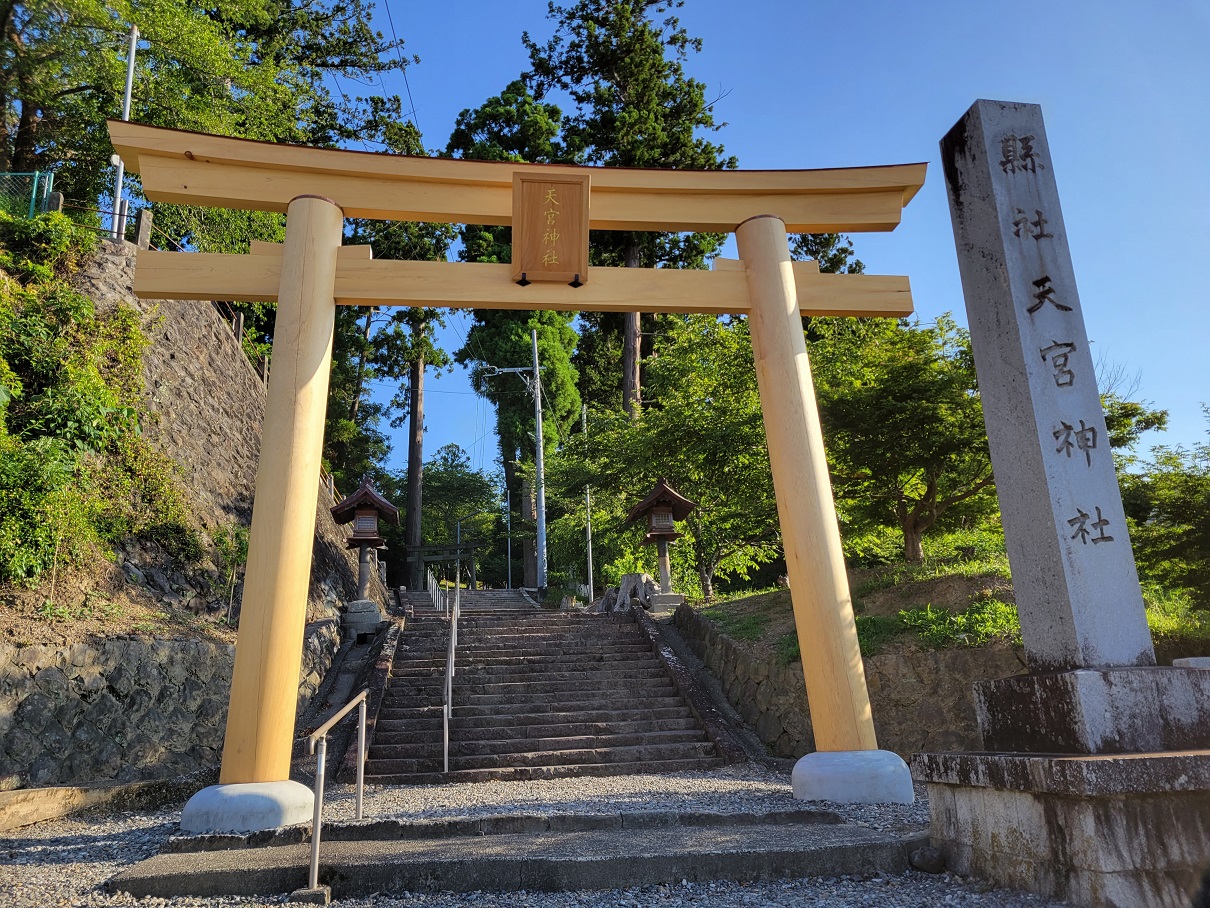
[382,1,420,134]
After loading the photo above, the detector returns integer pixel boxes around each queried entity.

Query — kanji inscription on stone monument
[511,172,590,285]
[941,100,1154,671]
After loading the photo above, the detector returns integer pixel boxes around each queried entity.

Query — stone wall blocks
[5,727,42,765]
[15,692,55,732]
[33,666,70,699]
[53,696,85,730]
[27,753,61,786]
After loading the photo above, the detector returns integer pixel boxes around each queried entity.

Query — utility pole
[482,328,548,592]
[111,24,139,239]
[582,404,594,600]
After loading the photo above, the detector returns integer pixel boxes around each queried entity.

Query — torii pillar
[181,195,343,832]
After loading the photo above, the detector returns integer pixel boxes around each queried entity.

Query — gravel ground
[322,763,930,831]
[1,765,1072,908]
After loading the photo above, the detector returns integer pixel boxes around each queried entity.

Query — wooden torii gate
[109,120,925,825]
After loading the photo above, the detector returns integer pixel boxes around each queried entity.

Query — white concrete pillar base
[180,781,314,834]
[792,750,914,804]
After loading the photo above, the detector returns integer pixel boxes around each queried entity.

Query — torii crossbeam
[108,120,926,829]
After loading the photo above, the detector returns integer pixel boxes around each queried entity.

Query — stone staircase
[364,591,725,784]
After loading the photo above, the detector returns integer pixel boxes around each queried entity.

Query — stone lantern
[330,477,399,637]
[625,478,698,611]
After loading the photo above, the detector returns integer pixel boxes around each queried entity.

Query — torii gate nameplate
[108,120,926,823]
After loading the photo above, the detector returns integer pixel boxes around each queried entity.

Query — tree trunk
[405,351,425,589]
[903,523,925,564]
[521,479,537,589]
[621,237,642,416]
[698,566,714,601]
[348,308,375,422]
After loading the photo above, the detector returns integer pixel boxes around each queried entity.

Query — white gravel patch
[0,764,1072,908]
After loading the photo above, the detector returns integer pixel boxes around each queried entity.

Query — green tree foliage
[381,444,499,585]
[1121,414,1210,607]
[549,315,779,599]
[0,212,199,583]
[523,0,735,412]
[813,316,998,564]
[4,1,416,248]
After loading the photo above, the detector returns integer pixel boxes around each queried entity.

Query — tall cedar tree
[446,81,582,585]
[340,124,456,586]
[523,0,735,415]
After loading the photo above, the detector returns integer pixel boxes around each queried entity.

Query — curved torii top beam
[108,120,925,234]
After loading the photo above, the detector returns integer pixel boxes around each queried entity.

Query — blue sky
[362,0,1209,476]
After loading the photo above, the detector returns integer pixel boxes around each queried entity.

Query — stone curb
[631,604,749,764]
[0,767,217,833]
[336,621,400,783]
[163,806,841,852]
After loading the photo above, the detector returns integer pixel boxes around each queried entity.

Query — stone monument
[911,99,1210,908]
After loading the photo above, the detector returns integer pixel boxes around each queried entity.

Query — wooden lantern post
[330,477,400,599]
[625,479,698,596]
[220,195,342,787]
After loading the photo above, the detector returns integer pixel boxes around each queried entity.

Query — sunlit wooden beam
[110,121,926,233]
[133,250,913,318]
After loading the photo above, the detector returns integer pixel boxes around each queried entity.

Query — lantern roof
[625,478,698,526]
[330,477,400,526]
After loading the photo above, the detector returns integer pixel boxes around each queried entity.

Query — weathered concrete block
[912,750,1210,908]
[976,666,1210,753]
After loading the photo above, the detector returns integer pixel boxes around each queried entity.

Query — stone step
[387,668,671,692]
[391,656,665,678]
[378,695,692,721]
[374,716,704,744]
[367,740,721,775]
[115,812,924,899]
[369,729,709,761]
[362,755,728,786]
[399,643,654,661]
[374,708,699,736]
[441,686,677,710]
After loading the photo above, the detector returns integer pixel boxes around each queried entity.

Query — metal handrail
[443,564,462,774]
[305,689,368,893]
[427,566,445,614]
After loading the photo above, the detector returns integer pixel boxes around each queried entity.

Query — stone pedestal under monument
[912,751,1210,908]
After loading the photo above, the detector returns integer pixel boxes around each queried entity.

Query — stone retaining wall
[0,618,339,790]
[75,241,388,623]
[673,603,1024,759]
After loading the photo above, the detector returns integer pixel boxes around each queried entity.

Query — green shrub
[856,614,907,655]
[841,528,903,568]
[1144,584,1210,643]
[900,598,1021,649]
[0,215,202,585]
[0,210,95,281]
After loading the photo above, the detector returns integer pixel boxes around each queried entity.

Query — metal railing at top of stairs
[305,689,367,893]
[442,564,462,774]
[427,567,447,615]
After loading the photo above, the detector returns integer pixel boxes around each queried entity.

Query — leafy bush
[899,598,1022,648]
[1143,584,1210,642]
[0,210,95,281]
[0,213,202,585]
[841,528,903,568]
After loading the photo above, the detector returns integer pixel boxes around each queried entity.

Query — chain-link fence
[0,172,57,218]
